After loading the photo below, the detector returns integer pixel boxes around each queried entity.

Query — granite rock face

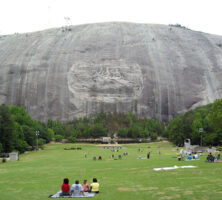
[1,22,222,122]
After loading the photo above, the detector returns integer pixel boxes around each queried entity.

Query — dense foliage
[0,104,164,153]
[1,98,222,153]
[47,112,164,141]
[0,105,51,153]
[165,99,222,146]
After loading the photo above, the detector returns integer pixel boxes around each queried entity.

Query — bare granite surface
[0,22,222,122]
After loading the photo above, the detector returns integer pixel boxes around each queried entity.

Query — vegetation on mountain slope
[1,99,222,153]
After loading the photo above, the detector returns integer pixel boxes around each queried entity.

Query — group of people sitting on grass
[60,178,99,196]
[187,154,199,160]
[206,152,220,162]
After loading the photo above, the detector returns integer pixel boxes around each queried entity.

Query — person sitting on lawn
[89,178,99,193]
[60,178,70,196]
[209,153,214,162]
[70,180,84,196]
[188,154,192,160]
[217,153,220,160]
[83,180,89,192]
[194,154,198,160]
[206,153,214,162]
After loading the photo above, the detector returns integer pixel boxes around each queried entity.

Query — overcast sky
[0,0,222,36]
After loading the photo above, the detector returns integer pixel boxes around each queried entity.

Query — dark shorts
[60,192,70,196]
[88,190,99,193]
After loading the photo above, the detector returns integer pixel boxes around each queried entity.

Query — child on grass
[70,180,84,196]
[83,180,89,192]
[60,178,70,196]
[89,178,99,193]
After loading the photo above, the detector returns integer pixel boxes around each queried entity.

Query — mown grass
[0,142,221,200]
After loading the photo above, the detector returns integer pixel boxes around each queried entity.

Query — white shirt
[71,184,83,196]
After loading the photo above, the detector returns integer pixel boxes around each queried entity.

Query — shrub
[38,138,46,149]
[150,132,158,141]
[216,146,222,151]
[54,135,64,142]
[16,140,29,153]
[67,136,77,143]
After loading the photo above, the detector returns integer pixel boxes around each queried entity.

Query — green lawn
[0,142,221,200]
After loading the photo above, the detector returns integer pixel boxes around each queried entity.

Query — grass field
[0,142,221,200]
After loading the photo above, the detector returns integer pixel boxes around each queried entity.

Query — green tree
[9,106,33,127]
[90,123,106,138]
[22,125,35,147]
[38,138,46,148]
[82,125,91,138]
[34,121,51,143]
[150,132,158,141]
[55,135,64,142]
[12,122,28,153]
[166,117,185,146]
[0,143,3,153]
[0,104,14,152]
[63,124,74,138]
[208,99,222,145]
[118,128,128,138]
[191,113,203,145]
[47,128,55,140]
[68,136,77,143]
[47,120,64,135]
[205,133,218,146]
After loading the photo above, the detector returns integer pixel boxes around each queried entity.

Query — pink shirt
[84,183,89,191]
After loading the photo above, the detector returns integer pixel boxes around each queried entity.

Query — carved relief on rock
[68,59,144,103]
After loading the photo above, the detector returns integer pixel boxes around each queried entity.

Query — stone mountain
[0,22,222,122]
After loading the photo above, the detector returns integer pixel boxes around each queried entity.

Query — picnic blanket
[186,159,200,161]
[153,165,197,171]
[49,191,96,198]
[137,157,146,159]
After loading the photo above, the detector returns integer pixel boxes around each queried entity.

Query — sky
[0,0,222,36]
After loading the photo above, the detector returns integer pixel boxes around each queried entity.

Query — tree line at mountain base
[1,99,222,153]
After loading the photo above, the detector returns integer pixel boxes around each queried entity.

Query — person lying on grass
[89,178,99,193]
[70,180,84,196]
[60,178,70,196]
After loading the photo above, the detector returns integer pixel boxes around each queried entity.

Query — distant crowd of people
[60,178,99,197]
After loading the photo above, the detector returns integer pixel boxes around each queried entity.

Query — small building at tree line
[9,152,19,161]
